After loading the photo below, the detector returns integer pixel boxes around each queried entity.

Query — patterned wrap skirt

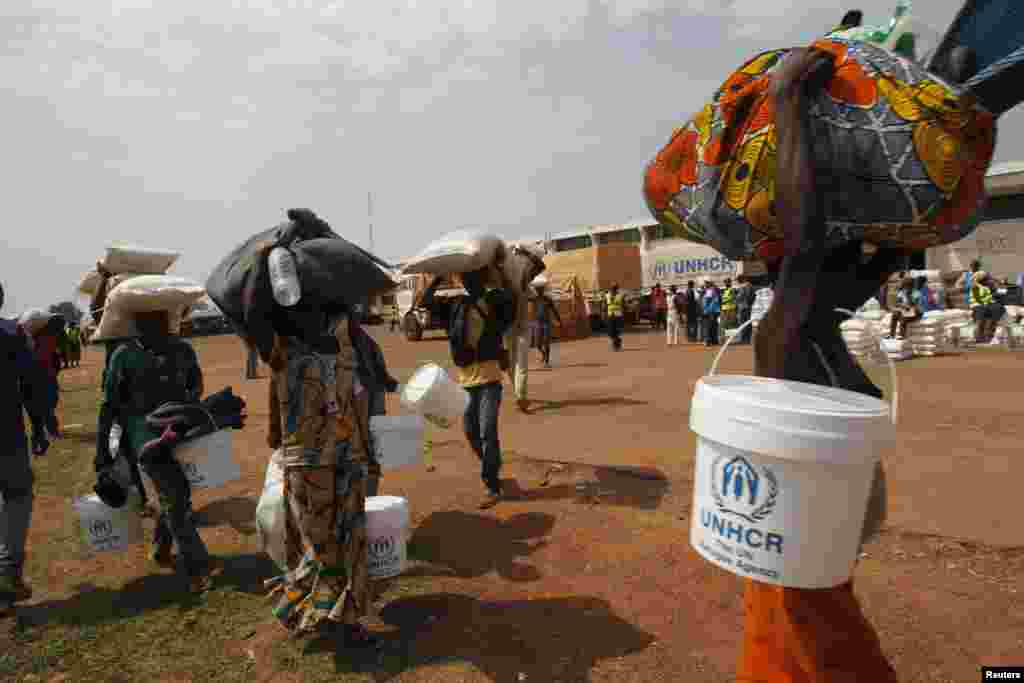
[265,440,370,634]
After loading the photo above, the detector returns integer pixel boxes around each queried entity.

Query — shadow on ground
[528,397,648,413]
[534,362,608,371]
[194,496,258,535]
[514,464,670,511]
[407,511,554,582]
[16,553,277,629]
[307,593,656,682]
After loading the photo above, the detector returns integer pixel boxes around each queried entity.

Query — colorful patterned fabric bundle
[643,39,996,261]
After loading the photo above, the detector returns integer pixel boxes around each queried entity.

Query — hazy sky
[3,0,1023,315]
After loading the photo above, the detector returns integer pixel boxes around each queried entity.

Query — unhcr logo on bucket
[698,454,785,563]
[712,454,778,524]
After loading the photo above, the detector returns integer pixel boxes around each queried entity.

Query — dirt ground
[5,326,1024,682]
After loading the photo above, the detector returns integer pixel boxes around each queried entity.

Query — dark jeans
[536,321,553,364]
[607,316,624,350]
[738,308,753,344]
[144,458,209,577]
[973,302,1005,322]
[687,314,699,342]
[0,446,33,582]
[245,347,259,379]
[703,314,720,345]
[464,382,503,493]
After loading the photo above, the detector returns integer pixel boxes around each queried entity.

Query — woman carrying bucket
[264,312,377,646]
[640,0,1024,674]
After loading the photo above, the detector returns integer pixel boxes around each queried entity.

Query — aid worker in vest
[94,308,216,593]
[605,284,625,351]
[452,264,516,509]
[971,271,1006,344]
[720,278,737,331]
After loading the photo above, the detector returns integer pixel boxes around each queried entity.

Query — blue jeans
[0,446,33,581]
[145,458,210,578]
[536,321,553,364]
[464,382,503,493]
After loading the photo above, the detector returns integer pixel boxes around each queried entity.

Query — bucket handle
[707,308,899,426]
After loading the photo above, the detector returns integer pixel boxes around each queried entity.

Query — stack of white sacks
[841,298,890,362]
[80,245,183,338]
[999,305,1024,349]
[905,313,952,356]
[923,309,974,349]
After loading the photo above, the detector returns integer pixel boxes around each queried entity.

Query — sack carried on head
[91,276,204,342]
[644,29,995,262]
[402,230,506,276]
[100,244,180,276]
[205,208,396,359]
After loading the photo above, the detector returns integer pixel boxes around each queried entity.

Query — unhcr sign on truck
[642,241,737,288]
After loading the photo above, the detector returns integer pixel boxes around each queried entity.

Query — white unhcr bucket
[256,450,287,571]
[400,363,470,426]
[73,494,144,554]
[174,429,241,489]
[689,310,898,589]
[370,415,425,470]
[365,496,410,579]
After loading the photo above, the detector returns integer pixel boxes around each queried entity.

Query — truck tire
[404,313,423,341]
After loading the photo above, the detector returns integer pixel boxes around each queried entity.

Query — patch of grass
[11,351,451,683]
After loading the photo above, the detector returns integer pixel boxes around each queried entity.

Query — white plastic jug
[401,364,470,425]
[174,430,241,489]
[370,415,425,470]
[73,494,144,554]
[365,496,409,579]
[256,450,287,571]
[689,311,898,589]
[268,247,302,307]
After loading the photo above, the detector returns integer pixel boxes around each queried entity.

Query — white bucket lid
[365,495,410,526]
[690,376,895,465]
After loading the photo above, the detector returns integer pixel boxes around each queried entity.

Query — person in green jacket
[94,309,213,592]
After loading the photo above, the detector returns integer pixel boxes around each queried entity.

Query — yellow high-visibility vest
[606,292,625,317]
[971,284,993,306]
[722,287,736,312]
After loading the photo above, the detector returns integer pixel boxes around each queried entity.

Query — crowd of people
[600,277,760,350]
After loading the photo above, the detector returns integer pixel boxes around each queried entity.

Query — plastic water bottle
[268,247,302,307]
[109,423,122,457]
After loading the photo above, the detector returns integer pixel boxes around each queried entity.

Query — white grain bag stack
[840,318,881,362]
[103,244,180,275]
[932,309,974,349]
[91,275,205,342]
[905,317,949,357]
[401,230,505,276]
[879,337,913,361]
[78,244,180,295]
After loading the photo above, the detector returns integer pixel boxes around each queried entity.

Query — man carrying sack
[94,308,216,593]
[448,264,516,509]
